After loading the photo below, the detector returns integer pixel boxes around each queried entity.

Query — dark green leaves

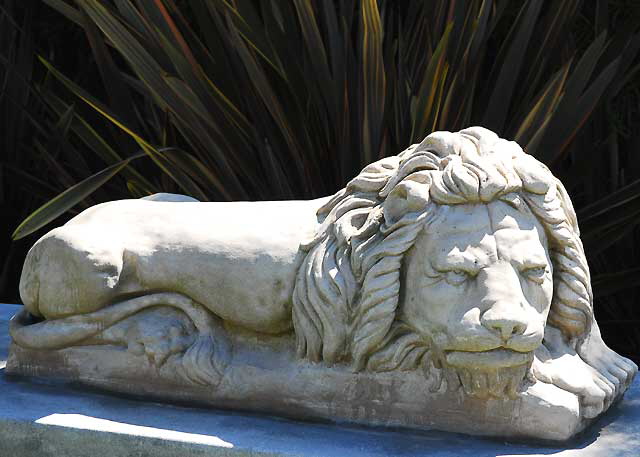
[34,0,638,201]
[10,0,640,309]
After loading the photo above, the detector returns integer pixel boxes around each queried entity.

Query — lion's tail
[10,292,229,386]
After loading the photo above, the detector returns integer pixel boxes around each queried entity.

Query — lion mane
[292,127,594,376]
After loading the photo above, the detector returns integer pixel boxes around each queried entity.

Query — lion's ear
[382,180,430,223]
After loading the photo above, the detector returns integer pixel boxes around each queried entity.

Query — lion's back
[22,197,328,332]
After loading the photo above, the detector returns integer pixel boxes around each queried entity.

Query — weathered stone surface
[2,304,640,457]
[8,127,637,441]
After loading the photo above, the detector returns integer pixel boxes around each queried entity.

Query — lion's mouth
[438,349,533,399]
[445,348,533,369]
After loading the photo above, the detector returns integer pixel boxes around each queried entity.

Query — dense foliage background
[1,0,640,362]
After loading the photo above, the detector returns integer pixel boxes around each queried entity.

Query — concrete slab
[1,303,639,457]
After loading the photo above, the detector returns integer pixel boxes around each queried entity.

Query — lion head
[292,127,637,415]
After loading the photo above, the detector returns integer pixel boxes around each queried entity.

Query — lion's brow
[432,247,489,272]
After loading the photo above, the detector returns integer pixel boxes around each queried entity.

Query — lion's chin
[440,349,533,399]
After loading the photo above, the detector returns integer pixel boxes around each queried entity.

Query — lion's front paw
[124,309,196,367]
[532,350,617,419]
[128,324,195,367]
[580,340,638,400]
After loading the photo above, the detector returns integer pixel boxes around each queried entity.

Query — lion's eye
[444,270,470,285]
[522,267,547,284]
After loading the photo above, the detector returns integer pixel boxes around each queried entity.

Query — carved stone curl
[8,127,637,441]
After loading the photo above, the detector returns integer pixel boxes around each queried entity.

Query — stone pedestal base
[7,341,589,440]
[1,304,640,456]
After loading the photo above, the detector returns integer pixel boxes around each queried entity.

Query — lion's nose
[478,263,529,340]
[481,309,527,340]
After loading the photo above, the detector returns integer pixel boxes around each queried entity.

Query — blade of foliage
[482,0,544,132]
[42,90,156,192]
[38,54,210,200]
[361,0,385,163]
[12,152,146,240]
[578,178,640,222]
[41,0,82,26]
[593,268,640,298]
[515,61,571,147]
[410,22,452,142]
[215,0,285,78]
[543,57,622,164]
[79,5,136,128]
[581,202,640,251]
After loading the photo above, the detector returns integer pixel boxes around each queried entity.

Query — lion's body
[20,197,328,334]
[13,127,636,422]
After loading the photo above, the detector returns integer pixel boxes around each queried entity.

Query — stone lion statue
[9,127,636,439]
